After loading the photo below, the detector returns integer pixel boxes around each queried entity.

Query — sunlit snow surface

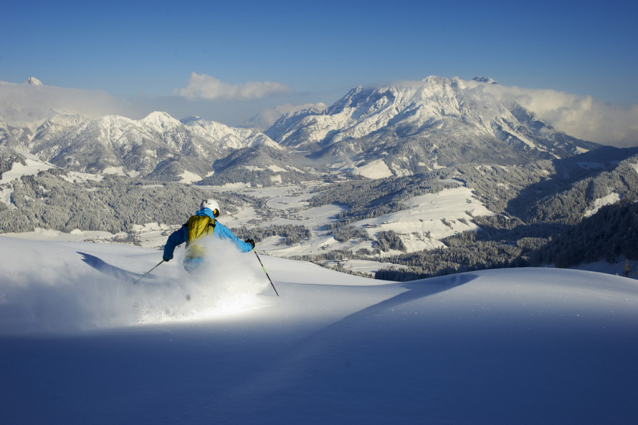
[0,238,271,333]
[1,237,637,424]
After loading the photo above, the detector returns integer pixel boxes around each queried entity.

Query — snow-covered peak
[184,116,281,150]
[472,76,498,84]
[265,75,595,172]
[140,111,181,128]
[180,115,202,125]
[421,75,454,86]
[270,76,474,147]
[24,77,43,86]
[39,113,90,129]
[0,107,287,181]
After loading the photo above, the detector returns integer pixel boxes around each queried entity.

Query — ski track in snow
[0,237,637,424]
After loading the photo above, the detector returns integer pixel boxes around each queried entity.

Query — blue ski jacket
[163,208,253,260]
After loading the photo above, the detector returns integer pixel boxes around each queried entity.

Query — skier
[162,199,255,273]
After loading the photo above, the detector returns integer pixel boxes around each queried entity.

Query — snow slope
[0,237,637,424]
[0,152,54,185]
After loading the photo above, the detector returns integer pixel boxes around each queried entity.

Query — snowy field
[1,237,637,424]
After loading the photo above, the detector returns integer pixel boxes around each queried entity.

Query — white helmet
[200,199,220,217]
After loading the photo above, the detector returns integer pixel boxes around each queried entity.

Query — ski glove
[163,256,172,262]
[245,238,256,249]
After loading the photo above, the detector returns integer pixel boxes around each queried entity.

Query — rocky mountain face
[266,76,599,176]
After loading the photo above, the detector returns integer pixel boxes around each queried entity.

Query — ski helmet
[200,199,220,217]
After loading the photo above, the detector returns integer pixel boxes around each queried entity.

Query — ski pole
[253,249,279,297]
[133,260,164,284]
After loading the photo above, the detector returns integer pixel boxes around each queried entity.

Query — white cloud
[461,79,638,147]
[0,80,142,124]
[177,72,292,101]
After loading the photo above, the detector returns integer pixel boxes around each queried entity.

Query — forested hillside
[374,150,638,280]
[0,169,245,233]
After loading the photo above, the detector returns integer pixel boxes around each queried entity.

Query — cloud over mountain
[176,72,292,101]
[459,79,638,148]
[264,76,600,176]
[0,80,141,124]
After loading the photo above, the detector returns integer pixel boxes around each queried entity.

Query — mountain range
[0,112,279,182]
[0,76,600,184]
[266,77,598,175]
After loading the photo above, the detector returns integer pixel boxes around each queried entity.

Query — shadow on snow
[78,252,156,284]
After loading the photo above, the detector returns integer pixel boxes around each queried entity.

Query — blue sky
[1,0,637,127]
